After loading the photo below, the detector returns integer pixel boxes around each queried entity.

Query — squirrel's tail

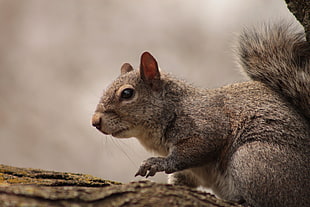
[237,23,310,121]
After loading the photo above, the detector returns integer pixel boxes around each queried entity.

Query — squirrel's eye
[120,88,134,99]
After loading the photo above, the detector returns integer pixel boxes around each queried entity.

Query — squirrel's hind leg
[230,141,308,207]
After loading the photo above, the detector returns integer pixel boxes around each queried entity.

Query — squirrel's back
[237,23,310,122]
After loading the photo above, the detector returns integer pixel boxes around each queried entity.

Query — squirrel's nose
[92,113,102,130]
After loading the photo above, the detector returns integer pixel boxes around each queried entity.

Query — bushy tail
[237,23,310,122]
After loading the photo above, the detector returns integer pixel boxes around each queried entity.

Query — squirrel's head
[92,52,168,139]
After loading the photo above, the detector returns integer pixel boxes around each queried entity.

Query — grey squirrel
[92,23,310,207]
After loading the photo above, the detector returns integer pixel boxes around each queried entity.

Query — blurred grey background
[0,0,296,183]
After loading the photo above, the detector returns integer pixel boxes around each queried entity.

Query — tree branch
[0,164,241,207]
[285,0,310,41]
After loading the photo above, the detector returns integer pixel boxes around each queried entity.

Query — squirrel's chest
[135,128,169,156]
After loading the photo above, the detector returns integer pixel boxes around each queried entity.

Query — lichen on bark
[0,164,241,207]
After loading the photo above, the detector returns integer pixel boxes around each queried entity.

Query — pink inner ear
[141,52,160,81]
[143,61,157,79]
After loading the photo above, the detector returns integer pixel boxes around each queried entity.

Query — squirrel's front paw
[135,157,168,178]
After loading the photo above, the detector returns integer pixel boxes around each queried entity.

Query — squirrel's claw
[135,157,167,177]
[146,165,158,177]
[135,166,148,177]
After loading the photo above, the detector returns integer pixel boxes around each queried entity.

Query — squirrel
[92,23,310,207]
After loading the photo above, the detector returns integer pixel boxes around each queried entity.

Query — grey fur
[92,23,310,207]
[237,23,310,122]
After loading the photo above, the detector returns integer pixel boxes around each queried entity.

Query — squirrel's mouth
[111,128,129,138]
[98,128,128,137]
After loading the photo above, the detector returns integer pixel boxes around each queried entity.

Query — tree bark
[0,164,241,207]
[285,0,310,41]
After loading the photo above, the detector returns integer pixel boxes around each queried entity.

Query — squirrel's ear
[121,63,134,74]
[140,52,161,90]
